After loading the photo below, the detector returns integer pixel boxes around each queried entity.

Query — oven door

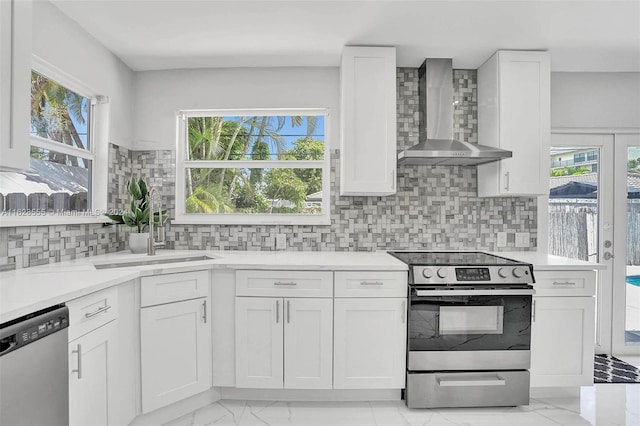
[408,287,533,371]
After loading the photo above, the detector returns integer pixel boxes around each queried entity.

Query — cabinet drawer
[141,270,210,307]
[533,270,596,296]
[67,286,118,341]
[236,270,333,297]
[334,271,407,297]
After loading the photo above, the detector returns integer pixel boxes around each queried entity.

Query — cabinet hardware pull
[401,301,406,323]
[202,300,207,323]
[552,281,576,286]
[85,305,111,319]
[360,281,384,286]
[72,344,82,379]
[504,172,510,191]
[391,169,396,191]
[274,282,297,286]
[287,300,291,324]
[532,300,536,322]
[276,300,280,323]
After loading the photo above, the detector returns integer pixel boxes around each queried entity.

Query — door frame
[612,133,640,355]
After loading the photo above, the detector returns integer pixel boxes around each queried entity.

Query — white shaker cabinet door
[235,297,284,389]
[68,320,118,426]
[140,298,211,413]
[333,298,407,389]
[477,50,550,196]
[0,0,31,171]
[530,296,595,387]
[284,298,333,389]
[340,46,397,195]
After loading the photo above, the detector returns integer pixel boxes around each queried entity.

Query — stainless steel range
[389,251,535,409]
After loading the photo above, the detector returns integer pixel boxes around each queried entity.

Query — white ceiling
[49,0,640,72]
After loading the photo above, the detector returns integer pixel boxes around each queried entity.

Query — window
[573,153,586,163]
[175,109,330,225]
[0,58,107,225]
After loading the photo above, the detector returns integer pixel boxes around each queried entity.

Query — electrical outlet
[497,232,508,248]
[275,234,286,250]
[515,232,530,248]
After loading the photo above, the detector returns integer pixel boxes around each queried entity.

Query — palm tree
[30,71,88,166]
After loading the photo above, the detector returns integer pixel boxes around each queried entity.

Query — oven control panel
[412,265,533,285]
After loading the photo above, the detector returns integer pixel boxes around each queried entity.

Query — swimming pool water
[627,275,640,287]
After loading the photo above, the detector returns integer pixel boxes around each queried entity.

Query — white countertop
[0,249,603,323]
[492,251,606,271]
[0,250,406,323]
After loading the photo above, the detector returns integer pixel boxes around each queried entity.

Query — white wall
[133,67,340,150]
[32,1,135,148]
[551,72,640,130]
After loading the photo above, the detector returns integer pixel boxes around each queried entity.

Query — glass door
[612,134,640,355]
[549,133,612,355]
[549,132,640,356]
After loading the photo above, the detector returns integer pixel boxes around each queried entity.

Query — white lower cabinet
[530,269,596,387]
[530,296,595,387]
[68,320,118,426]
[140,297,211,413]
[333,298,407,388]
[67,287,119,426]
[235,296,333,389]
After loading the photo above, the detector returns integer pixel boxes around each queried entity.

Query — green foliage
[263,169,308,211]
[104,176,165,233]
[185,185,234,213]
[629,158,639,171]
[185,115,325,215]
[550,166,591,177]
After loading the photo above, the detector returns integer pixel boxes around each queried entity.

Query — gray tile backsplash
[0,68,536,270]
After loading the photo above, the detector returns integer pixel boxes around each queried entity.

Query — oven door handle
[414,289,535,297]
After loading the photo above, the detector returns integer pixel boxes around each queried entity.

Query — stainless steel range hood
[397,58,512,166]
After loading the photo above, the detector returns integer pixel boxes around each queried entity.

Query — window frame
[174,108,331,225]
[0,56,108,227]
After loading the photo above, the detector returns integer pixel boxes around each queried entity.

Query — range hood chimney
[397,58,512,166]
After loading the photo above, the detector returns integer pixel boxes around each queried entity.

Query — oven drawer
[533,270,596,296]
[406,370,530,408]
[334,271,406,297]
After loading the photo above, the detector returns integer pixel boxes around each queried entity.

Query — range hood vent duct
[397,58,512,166]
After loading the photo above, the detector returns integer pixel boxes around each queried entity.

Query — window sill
[172,214,331,226]
[0,214,112,228]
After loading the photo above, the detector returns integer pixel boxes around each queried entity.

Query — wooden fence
[549,200,640,265]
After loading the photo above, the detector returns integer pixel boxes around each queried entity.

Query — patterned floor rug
[594,354,640,383]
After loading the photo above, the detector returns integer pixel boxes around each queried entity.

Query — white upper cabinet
[340,46,397,196]
[477,50,550,197]
[0,0,31,171]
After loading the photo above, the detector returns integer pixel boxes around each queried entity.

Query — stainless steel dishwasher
[1,304,70,425]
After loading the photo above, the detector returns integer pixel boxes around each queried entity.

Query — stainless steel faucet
[148,187,166,255]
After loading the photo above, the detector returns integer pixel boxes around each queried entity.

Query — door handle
[202,300,207,323]
[72,344,82,379]
[504,172,510,191]
[276,300,280,323]
[603,252,614,260]
[287,300,291,324]
[532,300,536,322]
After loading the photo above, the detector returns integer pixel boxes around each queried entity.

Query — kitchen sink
[93,254,217,269]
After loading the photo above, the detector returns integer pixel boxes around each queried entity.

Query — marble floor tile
[162,384,640,426]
